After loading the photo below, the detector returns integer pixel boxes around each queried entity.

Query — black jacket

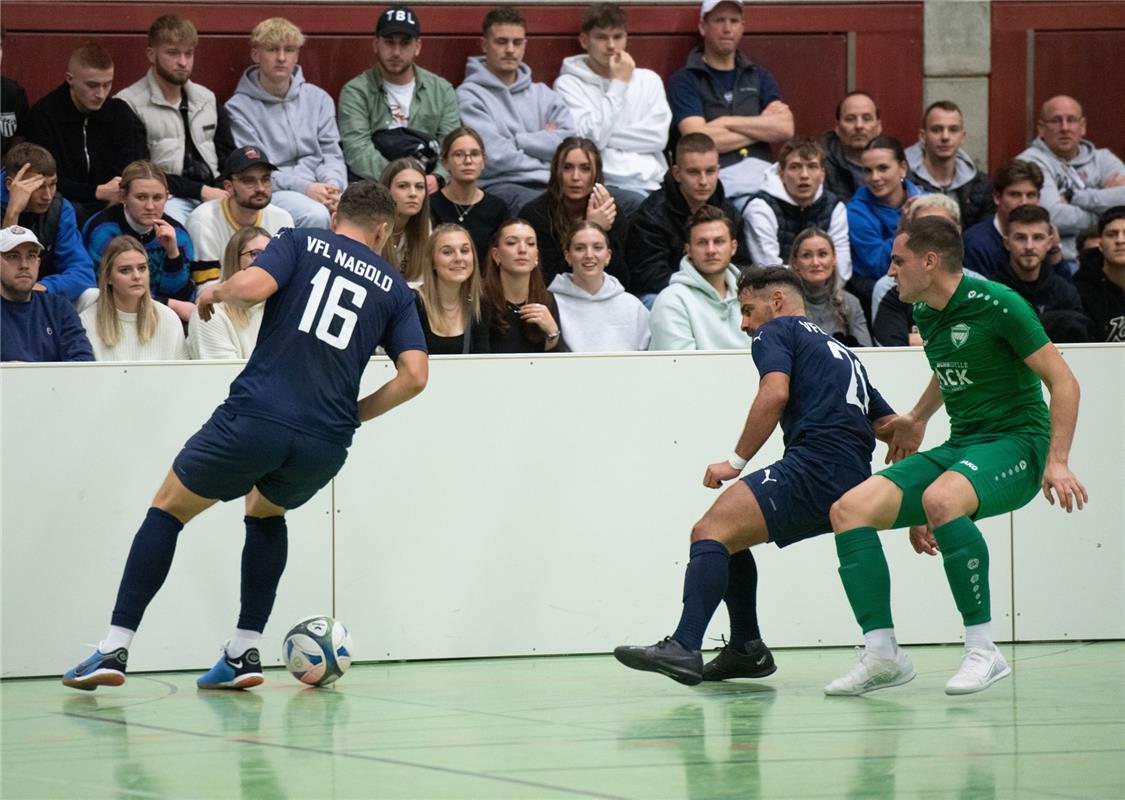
[908,169,996,229]
[820,131,865,202]
[1,76,29,158]
[625,169,750,296]
[518,192,630,290]
[25,83,148,215]
[1074,249,1125,342]
[994,256,1092,342]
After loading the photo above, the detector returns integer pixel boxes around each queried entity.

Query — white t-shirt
[384,79,415,127]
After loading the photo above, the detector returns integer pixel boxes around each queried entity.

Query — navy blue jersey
[222,227,426,444]
[751,316,893,467]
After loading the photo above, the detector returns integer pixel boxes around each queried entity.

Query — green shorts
[879,433,1049,528]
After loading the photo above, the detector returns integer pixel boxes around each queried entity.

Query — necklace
[451,201,473,224]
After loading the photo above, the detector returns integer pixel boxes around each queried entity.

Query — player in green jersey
[823,216,1087,696]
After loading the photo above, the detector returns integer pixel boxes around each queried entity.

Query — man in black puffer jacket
[626,133,749,306]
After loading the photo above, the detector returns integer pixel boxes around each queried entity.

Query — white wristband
[728,452,748,471]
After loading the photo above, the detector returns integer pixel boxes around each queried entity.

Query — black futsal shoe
[702,638,778,681]
[614,637,703,686]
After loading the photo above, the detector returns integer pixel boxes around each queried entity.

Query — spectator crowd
[4,2,1125,363]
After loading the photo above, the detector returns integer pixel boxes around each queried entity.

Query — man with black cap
[1,225,94,362]
[338,4,460,191]
[186,145,294,287]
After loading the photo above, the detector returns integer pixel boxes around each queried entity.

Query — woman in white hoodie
[187,226,269,359]
[80,236,188,361]
[549,221,649,351]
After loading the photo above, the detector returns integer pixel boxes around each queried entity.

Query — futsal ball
[283,615,353,687]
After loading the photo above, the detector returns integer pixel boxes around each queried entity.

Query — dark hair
[336,180,397,229]
[440,126,486,160]
[993,159,1044,193]
[864,135,907,163]
[4,142,56,177]
[483,6,526,36]
[1098,206,1125,236]
[834,91,880,121]
[922,100,962,126]
[547,137,603,250]
[147,14,198,47]
[777,136,825,169]
[582,2,627,32]
[901,216,963,272]
[737,265,807,302]
[685,204,736,242]
[379,157,431,282]
[1007,204,1051,229]
[482,218,555,341]
[675,132,718,165]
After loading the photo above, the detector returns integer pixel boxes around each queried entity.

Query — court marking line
[57,709,630,800]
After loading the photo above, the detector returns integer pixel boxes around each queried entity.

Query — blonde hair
[219,226,271,329]
[416,224,482,333]
[95,236,158,348]
[120,160,168,194]
[251,17,305,48]
[379,158,432,283]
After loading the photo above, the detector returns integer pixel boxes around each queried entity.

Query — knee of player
[690,519,718,544]
[829,495,858,532]
[921,485,958,525]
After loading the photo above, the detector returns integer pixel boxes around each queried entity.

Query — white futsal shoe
[945,647,1011,695]
[824,648,916,696]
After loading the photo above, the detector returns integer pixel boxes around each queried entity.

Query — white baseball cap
[0,226,43,254]
[701,0,744,17]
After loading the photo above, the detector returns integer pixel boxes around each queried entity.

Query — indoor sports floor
[2,641,1122,799]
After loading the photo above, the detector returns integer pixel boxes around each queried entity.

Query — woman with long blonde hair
[187,226,271,359]
[414,224,490,354]
[380,157,431,283]
[79,235,188,360]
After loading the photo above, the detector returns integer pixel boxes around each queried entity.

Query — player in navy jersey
[64,181,428,691]
[615,265,898,685]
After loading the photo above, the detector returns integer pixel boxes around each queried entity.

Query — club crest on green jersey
[951,323,971,348]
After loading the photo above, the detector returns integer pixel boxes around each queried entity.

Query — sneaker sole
[198,673,265,691]
[824,667,916,696]
[945,664,1012,695]
[614,650,702,686]
[63,669,125,691]
[702,663,778,682]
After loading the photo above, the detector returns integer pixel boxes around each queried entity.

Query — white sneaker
[945,647,1011,695]
[824,648,915,696]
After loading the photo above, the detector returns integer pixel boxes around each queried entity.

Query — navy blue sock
[110,507,184,630]
[237,516,288,632]
[724,548,761,649]
[671,539,730,651]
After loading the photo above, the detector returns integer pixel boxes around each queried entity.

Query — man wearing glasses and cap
[186,145,294,287]
[0,225,94,361]
[667,0,793,203]
[339,5,461,192]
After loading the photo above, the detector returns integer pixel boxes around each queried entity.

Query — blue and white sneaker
[197,646,264,690]
[63,647,128,691]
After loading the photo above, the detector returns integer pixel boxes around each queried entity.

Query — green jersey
[914,275,1051,443]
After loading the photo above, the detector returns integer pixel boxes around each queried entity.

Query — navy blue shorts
[172,406,349,509]
[741,451,870,548]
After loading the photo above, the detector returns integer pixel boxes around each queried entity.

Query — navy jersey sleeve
[381,291,428,362]
[252,228,299,289]
[758,66,783,106]
[865,377,894,421]
[750,322,795,378]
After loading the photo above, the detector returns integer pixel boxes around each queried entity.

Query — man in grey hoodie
[906,101,993,230]
[225,18,347,229]
[456,6,577,216]
[1017,95,1125,260]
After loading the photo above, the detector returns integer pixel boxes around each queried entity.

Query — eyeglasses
[1041,116,1083,128]
[240,248,265,259]
[450,150,483,162]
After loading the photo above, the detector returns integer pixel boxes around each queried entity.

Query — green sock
[932,516,991,626]
[835,528,894,633]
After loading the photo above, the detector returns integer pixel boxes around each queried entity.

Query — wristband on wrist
[728,452,748,471]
